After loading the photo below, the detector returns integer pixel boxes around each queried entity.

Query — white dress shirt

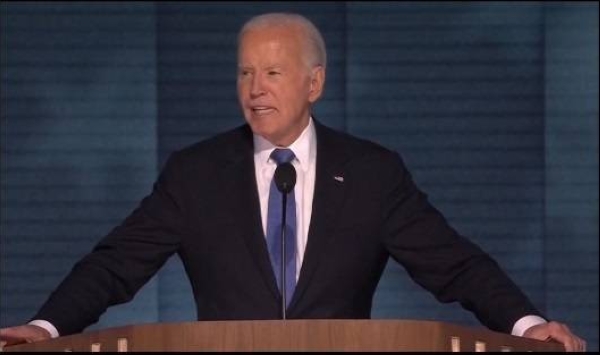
[253,117,317,282]
[30,117,544,338]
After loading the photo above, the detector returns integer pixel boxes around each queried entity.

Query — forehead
[238,25,305,56]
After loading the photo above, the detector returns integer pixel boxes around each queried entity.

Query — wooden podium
[2,319,564,352]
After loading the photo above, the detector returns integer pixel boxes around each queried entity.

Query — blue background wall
[1,2,597,350]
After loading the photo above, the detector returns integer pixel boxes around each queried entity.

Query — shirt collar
[253,117,315,173]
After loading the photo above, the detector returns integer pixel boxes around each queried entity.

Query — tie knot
[270,148,295,165]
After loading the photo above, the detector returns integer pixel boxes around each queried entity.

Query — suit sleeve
[379,152,543,333]
[32,152,189,336]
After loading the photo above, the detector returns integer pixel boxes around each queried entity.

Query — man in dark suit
[0,12,586,351]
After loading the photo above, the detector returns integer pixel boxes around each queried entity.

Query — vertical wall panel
[544,2,599,349]
[0,2,158,330]
[347,2,546,326]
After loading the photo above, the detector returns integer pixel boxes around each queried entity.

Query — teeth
[252,107,273,113]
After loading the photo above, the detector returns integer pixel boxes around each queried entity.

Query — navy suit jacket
[34,120,542,336]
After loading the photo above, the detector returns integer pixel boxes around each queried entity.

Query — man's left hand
[523,321,586,352]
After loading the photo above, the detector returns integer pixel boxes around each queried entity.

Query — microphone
[274,162,296,194]
[273,162,296,320]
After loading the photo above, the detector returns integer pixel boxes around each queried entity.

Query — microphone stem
[281,192,287,320]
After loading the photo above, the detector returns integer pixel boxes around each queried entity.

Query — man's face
[237,25,324,146]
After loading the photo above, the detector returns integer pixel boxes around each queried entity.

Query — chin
[247,122,274,139]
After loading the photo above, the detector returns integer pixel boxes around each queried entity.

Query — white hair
[238,12,327,70]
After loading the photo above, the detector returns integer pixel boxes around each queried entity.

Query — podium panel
[2,319,564,352]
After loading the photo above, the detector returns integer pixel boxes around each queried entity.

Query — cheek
[282,86,307,109]
[237,82,246,97]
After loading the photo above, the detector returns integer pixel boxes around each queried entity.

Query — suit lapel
[289,122,349,309]
[221,122,353,309]
[220,126,281,300]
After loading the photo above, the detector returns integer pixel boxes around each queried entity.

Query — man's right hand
[0,324,51,348]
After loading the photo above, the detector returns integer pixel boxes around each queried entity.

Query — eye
[238,69,252,77]
[268,70,280,76]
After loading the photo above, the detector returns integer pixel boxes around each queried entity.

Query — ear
[308,65,325,103]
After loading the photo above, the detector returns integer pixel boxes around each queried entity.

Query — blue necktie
[266,148,297,308]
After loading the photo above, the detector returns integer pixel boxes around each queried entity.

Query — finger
[560,330,586,352]
[575,337,586,352]
[551,332,583,352]
[556,335,577,352]
[0,334,27,347]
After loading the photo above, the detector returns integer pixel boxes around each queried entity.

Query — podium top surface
[2,319,564,352]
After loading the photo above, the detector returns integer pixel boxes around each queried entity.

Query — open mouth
[251,106,276,115]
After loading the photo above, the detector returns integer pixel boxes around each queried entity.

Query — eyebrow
[237,65,284,71]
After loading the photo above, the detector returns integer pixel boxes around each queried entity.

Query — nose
[250,74,265,98]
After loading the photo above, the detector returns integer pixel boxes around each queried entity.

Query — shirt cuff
[28,320,60,339]
[511,315,547,337]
